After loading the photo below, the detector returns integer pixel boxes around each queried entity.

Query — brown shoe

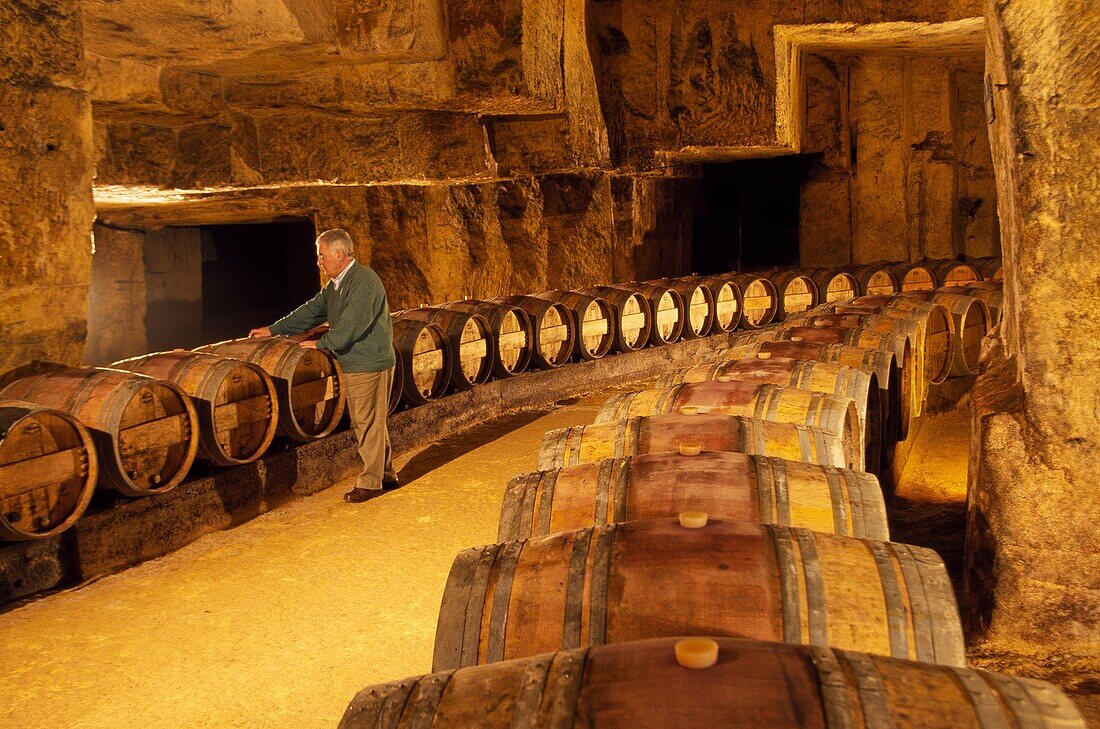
[344,487,379,503]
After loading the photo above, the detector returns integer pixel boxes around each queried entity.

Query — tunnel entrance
[690,156,814,275]
[199,220,320,344]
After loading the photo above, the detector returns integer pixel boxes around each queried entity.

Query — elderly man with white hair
[250,228,397,502]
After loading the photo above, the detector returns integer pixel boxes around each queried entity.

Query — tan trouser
[344,368,396,490]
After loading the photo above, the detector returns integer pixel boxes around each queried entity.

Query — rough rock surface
[85,225,147,365]
[965,0,1099,667]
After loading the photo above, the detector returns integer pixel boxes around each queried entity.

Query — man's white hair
[316,228,355,257]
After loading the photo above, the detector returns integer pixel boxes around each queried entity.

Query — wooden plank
[0,447,85,498]
[291,376,336,408]
[119,413,190,453]
[212,394,273,432]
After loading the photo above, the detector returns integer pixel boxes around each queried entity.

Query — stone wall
[0,0,95,376]
[799,53,999,267]
[85,225,147,365]
[965,0,1099,665]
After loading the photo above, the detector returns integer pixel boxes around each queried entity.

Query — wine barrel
[778,324,908,364]
[728,274,778,329]
[440,300,533,377]
[807,269,858,303]
[396,308,495,388]
[538,413,846,471]
[900,291,991,376]
[534,291,614,360]
[574,286,651,353]
[0,400,98,540]
[971,256,1004,281]
[949,283,1003,325]
[287,325,402,413]
[928,259,982,288]
[841,263,899,296]
[1,368,199,497]
[388,317,451,405]
[835,295,955,387]
[343,638,1086,729]
[651,278,715,338]
[685,275,743,332]
[725,340,910,443]
[112,351,278,467]
[498,451,887,542]
[433,518,965,669]
[889,262,937,292]
[611,283,684,345]
[194,338,346,441]
[766,271,819,321]
[492,295,575,369]
[594,382,864,471]
[660,357,882,477]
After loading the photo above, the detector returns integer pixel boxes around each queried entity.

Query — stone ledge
[0,332,730,610]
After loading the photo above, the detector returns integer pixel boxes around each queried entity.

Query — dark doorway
[200,220,319,343]
[691,156,815,275]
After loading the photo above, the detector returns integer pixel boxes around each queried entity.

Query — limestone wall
[965,0,1099,664]
[0,0,95,376]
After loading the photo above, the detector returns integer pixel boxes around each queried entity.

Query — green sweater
[268,261,396,373]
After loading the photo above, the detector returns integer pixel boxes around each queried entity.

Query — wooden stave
[899,291,991,376]
[194,338,347,442]
[765,271,820,321]
[943,283,1003,326]
[440,300,534,377]
[593,382,864,471]
[0,400,99,540]
[534,290,616,361]
[397,308,496,388]
[609,283,685,345]
[345,637,1085,729]
[649,278,716,338]
[684,274,744,332]
[537,413,847,472]
[390,317,452,405]
[1,368,200,497]
[661,356,883,478]
[498,450,888,542]
[432,518,966,670]
[727,274,779,329]
[574,286,653,352]
[969,256,1004,281]
[492,295,576,369]
[927,259,982,288]
[111,351,279,467]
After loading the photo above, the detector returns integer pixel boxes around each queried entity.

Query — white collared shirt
[330,259,355,290]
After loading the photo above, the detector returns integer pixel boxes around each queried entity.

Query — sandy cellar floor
[0,396,607,729]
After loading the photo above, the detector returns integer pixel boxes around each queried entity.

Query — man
[249,228,397,503]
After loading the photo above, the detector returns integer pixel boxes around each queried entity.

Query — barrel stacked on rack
[0,258,1003,548]
[336,267,1082,728]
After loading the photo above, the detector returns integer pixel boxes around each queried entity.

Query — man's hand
[249,327,272,339]
[298,340,319,349]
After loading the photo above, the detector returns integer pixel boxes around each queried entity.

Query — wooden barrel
[112,351,278,467]
[388,317,451,405]
[766,271,819,321]
[807,269,858,303]
[499,451,887,542]
[928,259,982,287]
[433,518,965,669]
[574,286,651,352]
[595,382,864,471]
[728,274,778,328]
[686,275,743,332]
[538,413,846,471]
[611,282,684,345]
[900,291,991,376]
[492,295,575,369]
[651,278,715,338]
[660,357,882,477]
[194,338,346,441]
[1,368,199,497]
[287,324,402,413]
[396,308,495,388]
[344,637,1086,729]
[534,291,615,360]
[778,324,908,365]
[441,300,533,377]
[889,262,937,292]
[835,296,955,388]
[971,256,1004,281]
[0,400,98,540]
[949,283,1003,325]
[842,263,900,296]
